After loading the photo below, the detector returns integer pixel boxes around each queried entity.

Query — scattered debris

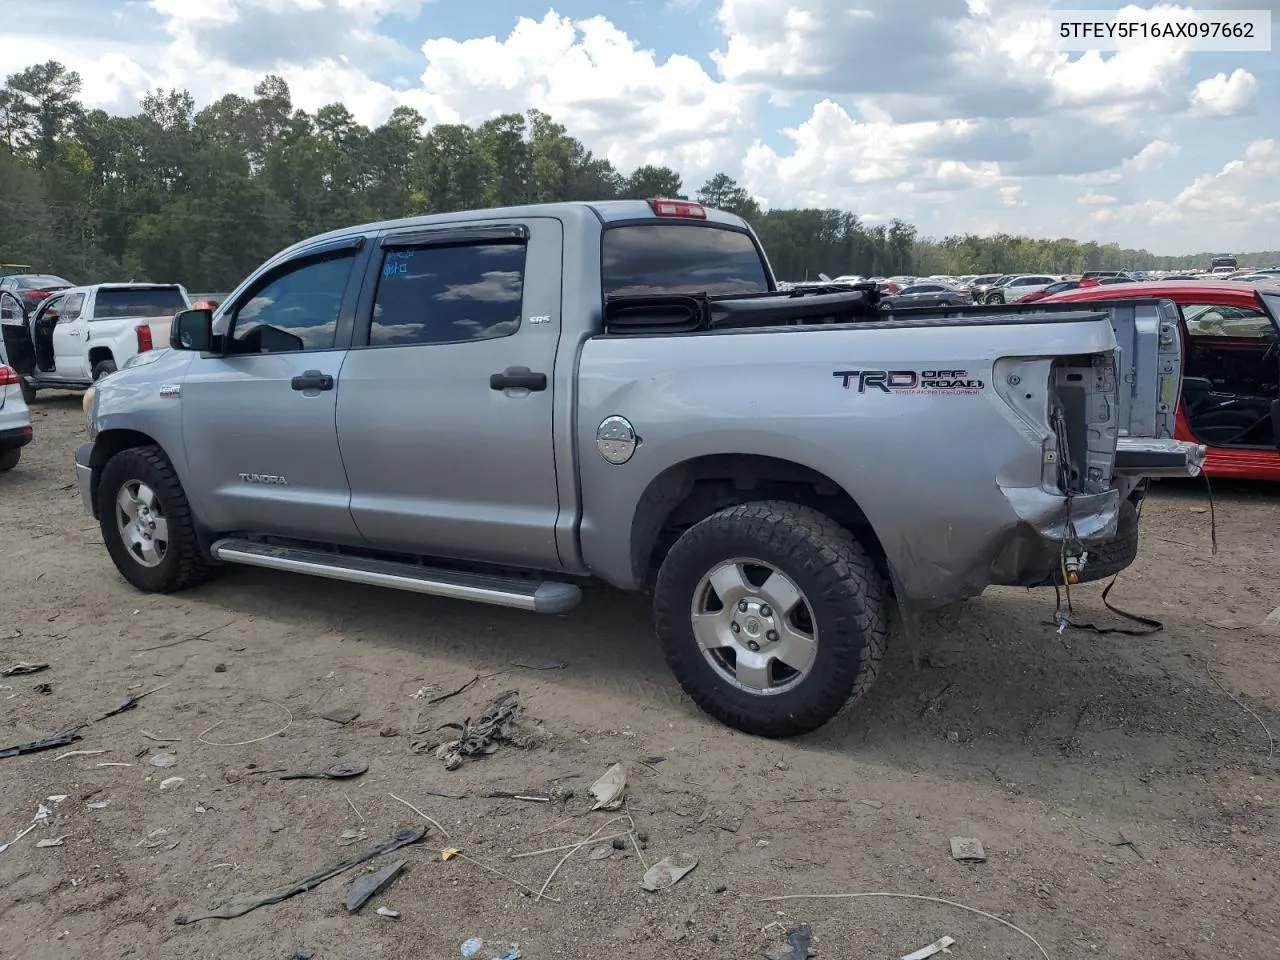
[54,748,102,761]
[900,935,957,960]
[590,763,627,811]
[87,801,110,810]
[318,706,360,725]
[379,725,399,738]
[640,855,697,892]
[512,832,631,859]
[1,804,53,853]
[424,690,538,770]
[858,799,885,810]
[376,906,400,919]
[709,801,746,833]
[588,844,612,860]
[714,884,728,894]
[949,837,986,862]
[33,682,53,694]
[443,846,560,902]
[2,661,49,677]
[150,753,179,768]
[160,777,185,790]
[338,829,368,846]
[485,791,550,803]
[134,621,235,653]
[47,795,67,804]
[174,826,426,923]
[267,819,284,834]
[344,794,365,824]
[1110,831,1145,861]
[611,837,627,850]
[389,792,451,838]
[461,938,484,958]
[410,687,429,700]
[198,700,293,746]
[214,663,228,673]
[429,675,479,706]
[346,859,405,913]
[97,682,171,722]
[640,755,666,766]
[764,922,812,960]
[140,729,181,743]
[137,828,173,849]
[1,728,83,760]
[757,892,1050,960]
[492,948,521,960]
[280,761,368,781]
[96,762,133,768]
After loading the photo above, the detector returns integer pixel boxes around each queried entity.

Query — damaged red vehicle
[1043,281,1280,481]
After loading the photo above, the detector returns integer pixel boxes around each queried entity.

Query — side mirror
[171,308,213,351]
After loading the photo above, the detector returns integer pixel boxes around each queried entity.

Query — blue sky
[3,0,1278,253]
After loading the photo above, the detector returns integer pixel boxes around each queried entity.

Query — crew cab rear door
[335,218,565,569]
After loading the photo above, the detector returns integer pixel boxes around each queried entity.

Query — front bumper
[75,441,94,516]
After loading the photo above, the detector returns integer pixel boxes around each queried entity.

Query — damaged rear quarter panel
[575,316,1120,608]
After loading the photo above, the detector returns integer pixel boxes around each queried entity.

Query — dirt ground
[1,393,1277,960]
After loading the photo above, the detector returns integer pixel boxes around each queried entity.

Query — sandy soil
[1,393,1277,960]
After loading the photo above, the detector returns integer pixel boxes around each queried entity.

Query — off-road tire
[20,378,36,404]
[653,500,889,738]
[97,444,214,593]
[0,448,19,471]
[92,359,117,381]
[1052,498,1140,585]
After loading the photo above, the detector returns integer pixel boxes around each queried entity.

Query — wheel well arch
[87,428,161,517]
[630,453,889,587]
[88,346,115,368]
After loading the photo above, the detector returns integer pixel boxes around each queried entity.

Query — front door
[51,291,88,379]
[336,218,564,570]
[179,240,370,543]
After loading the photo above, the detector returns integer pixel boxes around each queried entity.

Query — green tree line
[1,62,1274,291]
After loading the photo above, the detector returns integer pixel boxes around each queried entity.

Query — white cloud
[1079,191,1117,205]
[1189,69,1259,117]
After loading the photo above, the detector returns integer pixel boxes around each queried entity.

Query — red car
[1042,281,1280,480]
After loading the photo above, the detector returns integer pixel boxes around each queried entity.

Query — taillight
[649,198,707,219]
[23,289,48,300]
[136,324,153,352]
[0,364,19,385]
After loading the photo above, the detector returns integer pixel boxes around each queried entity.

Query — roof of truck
[279,200,752,262]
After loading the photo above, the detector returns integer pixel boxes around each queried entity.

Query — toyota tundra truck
[76,199,1203,738]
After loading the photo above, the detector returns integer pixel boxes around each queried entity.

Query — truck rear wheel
[0,448,19,471]
[97,445,213,593]
[653,500,889,738]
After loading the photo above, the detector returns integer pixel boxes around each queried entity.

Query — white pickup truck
[0,283,191,402]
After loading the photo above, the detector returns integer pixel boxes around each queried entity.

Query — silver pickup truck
[76,199,1203,738]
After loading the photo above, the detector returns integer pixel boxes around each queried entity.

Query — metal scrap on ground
[1,662,49,677]
[0,728,83,760]
[174,826,427,924]
[345,859,405,913]
[417,690,539,769]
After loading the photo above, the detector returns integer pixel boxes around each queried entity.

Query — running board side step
[210,538,582,614]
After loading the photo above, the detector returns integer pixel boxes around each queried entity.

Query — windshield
[93,287,188,319]
[602,224,770,297]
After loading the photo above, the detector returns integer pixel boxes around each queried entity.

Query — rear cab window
[93,287,189,320]
[601,224,770,298]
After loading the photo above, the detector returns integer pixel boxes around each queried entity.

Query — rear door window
[602,225,769,297]
[93,287,188,319]
[1182,303,1277,339]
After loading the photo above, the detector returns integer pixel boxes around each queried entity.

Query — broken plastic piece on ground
[280,761,368,781]
[175,826,427,924]
[900,935,957,960]
[0,728,83,760]
[764,922,813,960]
[160,777,185,790]
[150,753,178,768]
[589,763,626,811]
[2,662,49,676]
[345,859,405,913]
[949,837,986,862]
[640,856,697,891]
[339,829,368,846]
[376,906,399,919]
[461,937,484,958]
[492,948,521,960]
[318,707,360,725]
[87,801,110,810]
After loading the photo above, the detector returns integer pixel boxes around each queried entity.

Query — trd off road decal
[832,369,985,395]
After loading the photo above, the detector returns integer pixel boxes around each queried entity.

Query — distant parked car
[1013,279,1082,303]
[1081,271,1130,281]
[0,273,74,315]
[970,274,1012,302]
[986,275,1059,304]
[879,282,971,308]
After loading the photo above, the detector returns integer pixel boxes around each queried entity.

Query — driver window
[227,252,356,354]
[1182,304,1277,339]
[59,292,86,321]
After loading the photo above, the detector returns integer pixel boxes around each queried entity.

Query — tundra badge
[238,473,289,485]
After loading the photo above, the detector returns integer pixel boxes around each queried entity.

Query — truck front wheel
[97,445,213,593]
[653,500,889,738]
